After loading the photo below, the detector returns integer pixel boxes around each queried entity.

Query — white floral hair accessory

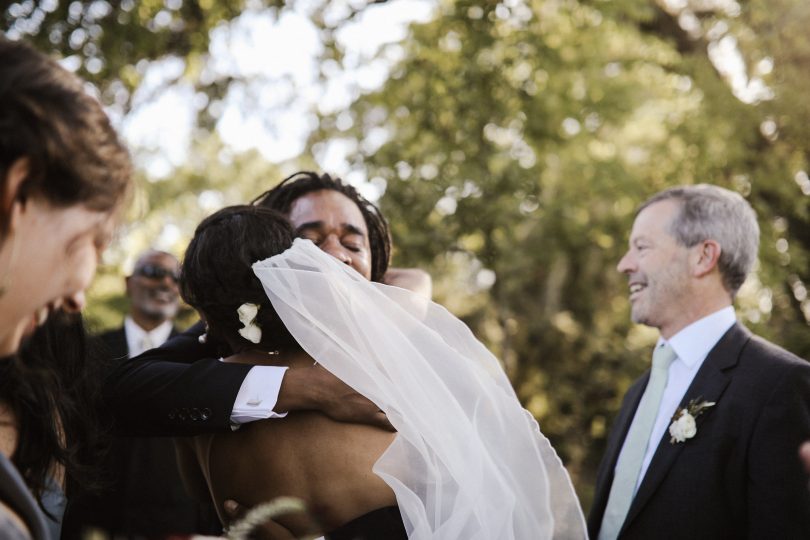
[669,397,715,443]
[237,302,262,344]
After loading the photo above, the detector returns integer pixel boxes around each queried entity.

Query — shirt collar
[658,306,736,368]
[124,316,173,345]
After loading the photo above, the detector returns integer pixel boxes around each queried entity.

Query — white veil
[253,239,586,539]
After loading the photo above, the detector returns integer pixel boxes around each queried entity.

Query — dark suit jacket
[63,325,222,539]
[588,323,810,539]
[104,321,253,436]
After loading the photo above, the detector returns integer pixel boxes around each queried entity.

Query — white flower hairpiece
[237,302,262,344]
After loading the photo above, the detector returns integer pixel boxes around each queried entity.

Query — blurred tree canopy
[5,0,810,509]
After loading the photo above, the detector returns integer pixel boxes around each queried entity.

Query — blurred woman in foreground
[0,37,131,538]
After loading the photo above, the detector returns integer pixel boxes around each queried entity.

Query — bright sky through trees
[113,0,434,180]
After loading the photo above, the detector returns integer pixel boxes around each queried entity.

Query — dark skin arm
[382,267,432,298]
[277,364,390,428]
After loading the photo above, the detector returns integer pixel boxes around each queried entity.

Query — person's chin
[0,341,19,358]
[630,305,650,326]
[144,303,178,320]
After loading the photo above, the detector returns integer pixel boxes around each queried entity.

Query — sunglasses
[135,264,180,283]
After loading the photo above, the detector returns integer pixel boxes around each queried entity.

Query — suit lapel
[620,323,751,533]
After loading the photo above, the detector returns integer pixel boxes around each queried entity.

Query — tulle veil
[252,239,586,539]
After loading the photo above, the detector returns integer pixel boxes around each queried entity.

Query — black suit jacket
[103,321,254,436]
[63,325,221,538]
[588,323,810,539]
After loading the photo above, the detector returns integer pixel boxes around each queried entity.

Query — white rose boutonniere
[669,398,715,444]
[237,302,262,344]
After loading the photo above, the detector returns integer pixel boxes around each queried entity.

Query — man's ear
[2,157,31,231]
[692,239,722,278]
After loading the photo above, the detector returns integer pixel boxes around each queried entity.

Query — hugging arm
[105,322,392,437]
[104,321,254,436]
[382,268,432,298]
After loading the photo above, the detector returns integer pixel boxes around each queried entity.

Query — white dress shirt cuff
[230,365,289,427]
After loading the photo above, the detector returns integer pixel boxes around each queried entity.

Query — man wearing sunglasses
[63,249,221,539]
[122,250,182,355]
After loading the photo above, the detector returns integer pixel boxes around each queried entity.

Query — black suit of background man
[62,250,220,539]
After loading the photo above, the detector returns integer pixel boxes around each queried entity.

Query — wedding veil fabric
[252,239,586,539]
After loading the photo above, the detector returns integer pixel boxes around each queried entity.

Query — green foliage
[3,0,285,110]
[313,0,810,507]
[6,0,810,511]
[84,135,304,330]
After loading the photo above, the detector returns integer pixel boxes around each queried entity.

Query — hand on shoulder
[277,365,393,431]
[382,267,432,298]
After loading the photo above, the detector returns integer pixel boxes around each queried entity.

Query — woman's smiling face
[0,196,113,357]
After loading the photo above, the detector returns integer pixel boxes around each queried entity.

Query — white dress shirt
[126,317,288,425]
[230,365,289,425]
[628,306,736,490]
[124,316,174,358]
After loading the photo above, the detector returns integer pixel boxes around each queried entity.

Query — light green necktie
[598,343,677,540]
[140,334,154,354]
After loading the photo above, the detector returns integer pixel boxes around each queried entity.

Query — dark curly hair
[251,171,391,282]
[180,205,298,352]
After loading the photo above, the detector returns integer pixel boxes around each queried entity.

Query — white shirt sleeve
[230,365,289,426]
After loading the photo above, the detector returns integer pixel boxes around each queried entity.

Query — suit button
[190,408,201,421]
[168,410,176,421]
[178,408,188,421]
[201,408,211,421]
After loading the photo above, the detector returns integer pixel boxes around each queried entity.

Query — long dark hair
[180,205,298,351]
[252,171,391,282]
[0,311,109,516]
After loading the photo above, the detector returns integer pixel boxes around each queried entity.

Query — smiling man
[120,250,181,355]
[588,184,810,539]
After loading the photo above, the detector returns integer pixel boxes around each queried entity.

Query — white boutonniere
[237,302,262,344]
[669,397,715,444]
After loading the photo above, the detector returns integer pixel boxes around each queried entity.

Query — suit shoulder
[97,327,125,340]
[94,327,128,360]
[737,333,810,395]
[742,333,807,368]
[96,327,124,345]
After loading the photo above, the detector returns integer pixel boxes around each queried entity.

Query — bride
[176,205,586,539]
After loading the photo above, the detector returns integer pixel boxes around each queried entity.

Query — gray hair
[639,184,759,296]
